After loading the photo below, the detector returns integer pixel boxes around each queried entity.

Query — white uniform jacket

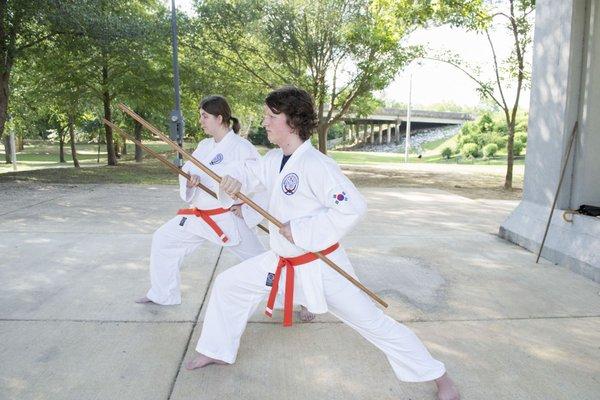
[221,140,368,313]
[179,130,265,246]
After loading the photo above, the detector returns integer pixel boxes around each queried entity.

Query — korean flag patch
[333,191,349,205]
[210,153,224,165]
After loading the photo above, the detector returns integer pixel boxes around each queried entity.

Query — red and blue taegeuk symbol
[333,191,349,204]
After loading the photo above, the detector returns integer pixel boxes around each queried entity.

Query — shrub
[515,131,527,144]
[441,147,453,159]
[513,141,525,156]
[461,143,480,158]
[483,143,499,157]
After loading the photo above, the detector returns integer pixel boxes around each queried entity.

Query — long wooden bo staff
[117,103,388,308]
[102,118,270,234]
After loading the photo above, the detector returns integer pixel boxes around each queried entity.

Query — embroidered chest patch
[210,153,223,165]
[333,191,349,204]
[265,272,275,287]
[281,173,299,195]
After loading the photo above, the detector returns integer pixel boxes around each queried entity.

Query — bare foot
[135,296,155,304]
[299,305,315,322]
[185,353,228,370]
[435,373,460,400]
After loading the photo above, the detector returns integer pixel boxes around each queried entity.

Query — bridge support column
[386,124,391,144]
[369,123,374,143]
[378,124,383,144]
[396,119,401,144]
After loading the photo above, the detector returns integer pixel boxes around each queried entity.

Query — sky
[379,24,531,110]
[168,0,532,110]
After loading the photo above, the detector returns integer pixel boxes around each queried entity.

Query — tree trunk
[59,132,66,163]
[316,94,327,154]
[3,134,11,164]
[121,138,127,155]
[16,134,23,151]
[134,119,143,162]
[114,141,120,159]
[504,122,515,190]
[68,114,80,168]
[0,65,12,163]
[317,122,329,154]
[102,65,117,166]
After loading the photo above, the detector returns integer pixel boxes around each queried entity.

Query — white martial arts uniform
[195,140,446,383]
[145,130,266,305]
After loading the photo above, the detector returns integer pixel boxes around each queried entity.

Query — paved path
[0,182,598,399]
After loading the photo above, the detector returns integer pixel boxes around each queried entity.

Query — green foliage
[461,143,479,158]
[515,131,527,144]
[456,111,527,158]
[441,147,453,159]
[513,141,524,156]
[482,143,498,158]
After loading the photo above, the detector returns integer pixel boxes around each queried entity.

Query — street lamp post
[169,0,184,166]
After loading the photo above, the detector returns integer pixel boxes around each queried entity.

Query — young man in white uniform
[136,95,267,306]
[185,87,460,400]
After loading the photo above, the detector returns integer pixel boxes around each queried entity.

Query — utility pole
[404,73,412,163]
[169,0,184,166]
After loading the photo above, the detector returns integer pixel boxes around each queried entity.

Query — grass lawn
[0,141,196,174]
[1,140,523,200]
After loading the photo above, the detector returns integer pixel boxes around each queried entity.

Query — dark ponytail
[199,95,239,133]
[230,116,240,133]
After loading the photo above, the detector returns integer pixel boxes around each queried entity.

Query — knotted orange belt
[265,242,340,327]
[177,207,230,243]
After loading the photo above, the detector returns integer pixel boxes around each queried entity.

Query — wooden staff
[117,103,388,308]
[102,118,269,234]
[536,121,578,263]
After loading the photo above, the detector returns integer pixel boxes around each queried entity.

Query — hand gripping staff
[117,103,388,309]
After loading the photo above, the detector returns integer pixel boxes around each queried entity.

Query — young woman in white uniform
[185,87,460,400]
[136,95,266,306]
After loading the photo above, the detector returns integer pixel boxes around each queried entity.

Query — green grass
[0,141,195,173]
[1,140,526,185]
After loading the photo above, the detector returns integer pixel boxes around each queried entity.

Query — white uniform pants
[145,216,265,305]
[195,251,446,383]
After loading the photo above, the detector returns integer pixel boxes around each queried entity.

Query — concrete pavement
[0,182,598,399]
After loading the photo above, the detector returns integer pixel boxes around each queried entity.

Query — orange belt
[265,243,340,327]
[177,207,230,243]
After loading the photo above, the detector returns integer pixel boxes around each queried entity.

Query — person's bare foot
[435,373,460,400]
[299,305,315,322]
[135,296,155,304]
[185,353,228,370]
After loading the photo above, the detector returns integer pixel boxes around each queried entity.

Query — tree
[188,0,436,154]
[56,0,171,165]
[430,0,535,189]
[0,1,68,162]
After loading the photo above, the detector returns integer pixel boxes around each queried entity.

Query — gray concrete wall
[500,0,600,282]
[571,0,600,207]
[522,0,585,208]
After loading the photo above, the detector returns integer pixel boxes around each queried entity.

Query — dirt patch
[341,164,523,200]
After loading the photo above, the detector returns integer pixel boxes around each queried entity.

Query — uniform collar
[279,140,312,175]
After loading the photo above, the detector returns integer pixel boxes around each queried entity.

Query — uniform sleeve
[241,189,268,228]
[179,160,198,203]
[289,160,367,251]
[217,149,271,206]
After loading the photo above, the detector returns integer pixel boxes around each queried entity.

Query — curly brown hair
[265,86,318,141]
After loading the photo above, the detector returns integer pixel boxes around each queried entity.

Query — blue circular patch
[281,173,299,195]
[210,153,223,165]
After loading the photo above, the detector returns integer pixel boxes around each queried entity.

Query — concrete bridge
[338,108,473,145]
